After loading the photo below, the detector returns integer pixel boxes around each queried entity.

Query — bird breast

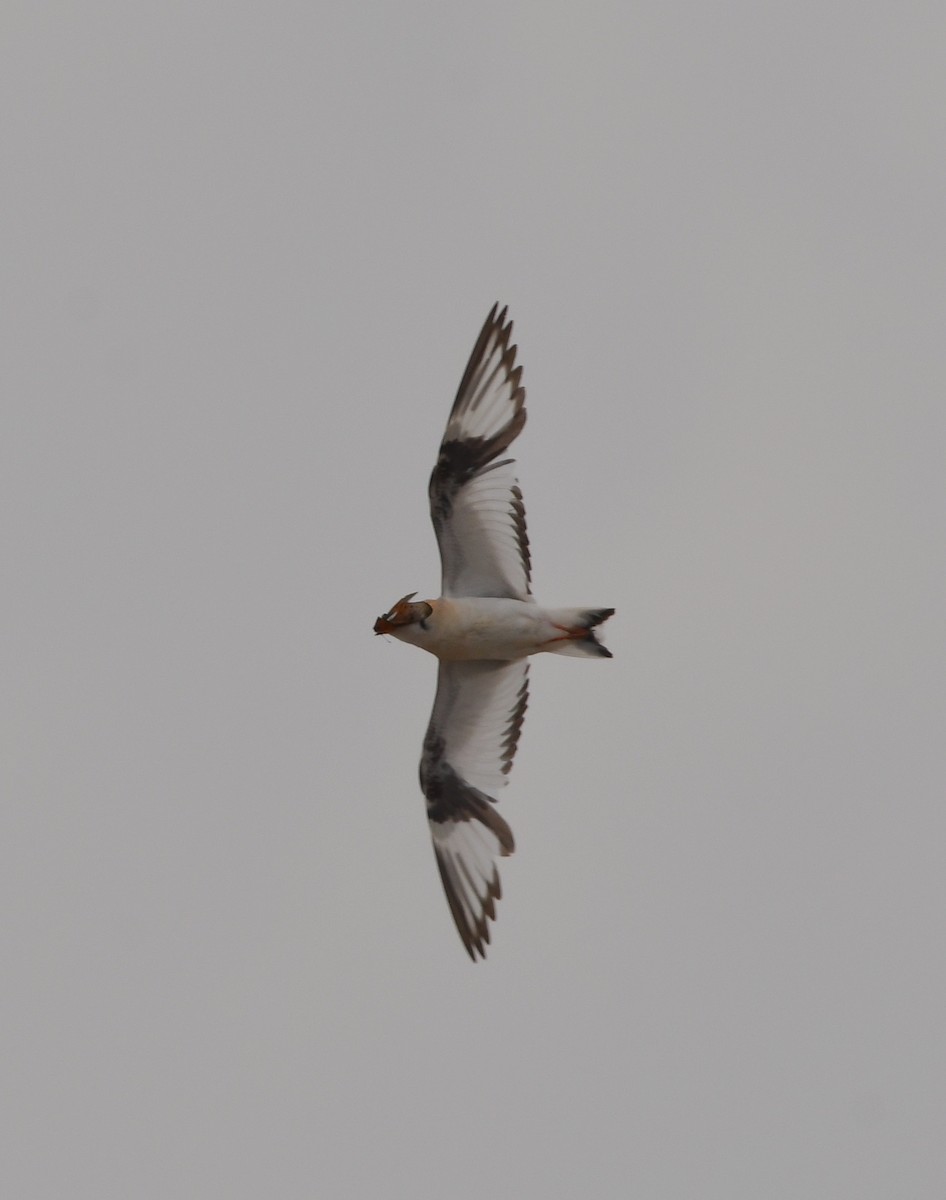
[421,597,545,661]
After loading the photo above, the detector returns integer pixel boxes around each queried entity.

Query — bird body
[374,304,613,959]
[378,596,613,662]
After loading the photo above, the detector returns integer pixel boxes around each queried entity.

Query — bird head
[373,592,434,635]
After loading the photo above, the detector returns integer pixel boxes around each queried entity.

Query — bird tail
[544,607,614,658]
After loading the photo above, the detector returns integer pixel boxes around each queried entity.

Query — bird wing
[420,658,529,960]
[428,304,531,601]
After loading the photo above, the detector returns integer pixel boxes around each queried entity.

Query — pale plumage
[374,305,613,959]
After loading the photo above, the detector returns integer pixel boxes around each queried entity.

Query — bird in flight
[374,305,613,960]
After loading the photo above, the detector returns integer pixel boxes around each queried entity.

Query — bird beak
[373,592,418,636]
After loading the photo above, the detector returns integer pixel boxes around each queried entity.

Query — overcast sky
[4,3,945,1196]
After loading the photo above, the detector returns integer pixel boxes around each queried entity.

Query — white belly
[424,597,549,661]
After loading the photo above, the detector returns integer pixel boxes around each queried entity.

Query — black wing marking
[429,305,531,600]
[420,658,529,960]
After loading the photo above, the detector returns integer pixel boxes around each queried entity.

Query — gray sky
[4,3,945,1196]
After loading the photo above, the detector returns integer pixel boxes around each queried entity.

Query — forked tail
[545,607,615,658]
